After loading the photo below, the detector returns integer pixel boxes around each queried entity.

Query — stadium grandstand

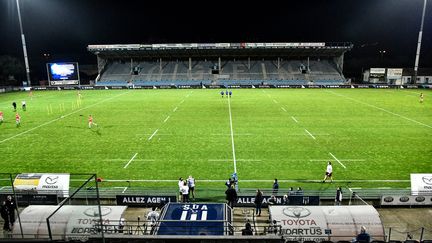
[88,42,353,87]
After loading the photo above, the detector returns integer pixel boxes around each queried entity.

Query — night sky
[0,0,431,81]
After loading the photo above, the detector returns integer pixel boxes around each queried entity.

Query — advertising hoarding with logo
[13,173,70,197]
[12,205,127,241]
[157,203,227,235]
[411,173,432,195]
[269,205,384,242]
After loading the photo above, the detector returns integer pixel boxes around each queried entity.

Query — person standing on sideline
[178,177,183,201]
[254,189,263,216]
[335,187,343,205]
[272,179,279,194]
[181,180,189,202]
[187,175,196,199]
[322,161,333,183]
[0,201,10,231]
[22,100,26,111]
[12,102,17,112]
[420,93,424,103]
[220,90,224,98]
[225,184,237,208]
[356,226,371,243]
[15,113,21,127]
[146,207,160,234]
[5,195,16,228]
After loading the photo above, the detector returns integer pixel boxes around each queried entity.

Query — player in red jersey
[0,111,3,123]
[88,115,98,128]
[15,113,21,127]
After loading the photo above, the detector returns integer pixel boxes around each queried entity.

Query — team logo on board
[422,176,432,185]
[283,207,311,218]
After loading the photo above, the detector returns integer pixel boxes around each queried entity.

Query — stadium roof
[88,42,353,59]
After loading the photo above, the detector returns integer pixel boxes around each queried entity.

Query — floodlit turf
[0,89,431,191]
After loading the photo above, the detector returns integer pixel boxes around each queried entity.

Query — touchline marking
[328,90,432,129]
[0,91,130,144]
[148,129,159,140]
[208,159,262,162]
[173,107,178,112]
[103,179,409,183]
[291,116,299,123]
[281,107,287,112]
[309,159,365,162]
[304,129,316,140]
[163,116,170,123]
[123,153,138,169]
[329,152,347,169]
[105,159,154,162]
[227,95,237,173]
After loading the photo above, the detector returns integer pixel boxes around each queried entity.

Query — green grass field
[0,89,431,192]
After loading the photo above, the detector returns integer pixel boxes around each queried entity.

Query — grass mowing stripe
[227,95,237,174]
[0,91,130,144]
[123,153,138,169]
[329,152,347,169]
[327,90,432,129]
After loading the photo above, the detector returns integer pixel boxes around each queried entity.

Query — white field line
[148,129,159,140]
[180,100,185,104]
[114,187,128,193]
[309,159,365,162]
[105,159,154,162]
[123,153,138,169]
[208,159,262,162]
[102,179,410,183]
[304,129,316,140]
[291,116,299,123]
[329,152,347,169]
[273,99,278,104]
[227,95,237,173]
[328,90,432,129]
[173,107,178,112]
[210,133,253,136]
[0,91,130,144]
[281,107,287,112]
[163,116,170,123]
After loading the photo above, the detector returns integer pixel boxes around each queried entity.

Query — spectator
[5,195,15,228]
[178,177,183,201]
[242,220,253,235]
[118,218,125,234]
[225,178,233,189]
[268,195,277,205]
[254,189,263,216]
[356,226,371,243]
[283,194,289,205]
[187,175,196,199]
[181,181,189,202]
[296,187,303,196]
[267,220,278,235]
[146,207,160,234]
[288,187,295,196]
[0,201,10,231]
[335,187,343,206]
[272,179,279,194]
[225,184,237,208]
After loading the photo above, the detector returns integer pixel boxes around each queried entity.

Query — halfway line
[123,153,138,169]
[227,95,237,173]
[148,129,159,140]
[304,129,316,140]
[329,152,347,169]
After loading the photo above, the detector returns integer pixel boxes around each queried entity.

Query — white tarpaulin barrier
[269,205,384,242]
[13,205,127,241]
[13,173,70,197]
